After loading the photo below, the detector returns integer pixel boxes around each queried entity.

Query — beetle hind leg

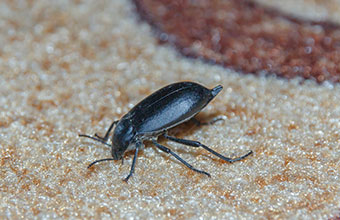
[164,134,253,163]
[191,115,226,126]
[152,140,211,177]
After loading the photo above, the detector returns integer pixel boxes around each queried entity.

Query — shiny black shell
[122,82,223,136]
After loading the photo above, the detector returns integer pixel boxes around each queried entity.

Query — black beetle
[79,81,252,181]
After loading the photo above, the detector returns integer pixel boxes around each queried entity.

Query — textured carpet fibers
[134,0,340,83]
[0,0,340,219]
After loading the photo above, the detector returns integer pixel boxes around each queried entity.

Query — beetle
[79,81,253,181]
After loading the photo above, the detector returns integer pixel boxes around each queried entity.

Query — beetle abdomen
[125,82,222,134]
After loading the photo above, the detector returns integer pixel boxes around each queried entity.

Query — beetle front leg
[164,134,253,163]
[152,140,211,177]
[123,142,141,182]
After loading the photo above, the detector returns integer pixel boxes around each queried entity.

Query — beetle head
[111,119,136,160]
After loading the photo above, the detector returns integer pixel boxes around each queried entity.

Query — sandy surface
[1,0,340,219]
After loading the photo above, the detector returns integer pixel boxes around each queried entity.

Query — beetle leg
[164,134,253,163]
[94,120,119,142]
[152,140,211,177]
[191,115,226,126]
[123,142,141,182]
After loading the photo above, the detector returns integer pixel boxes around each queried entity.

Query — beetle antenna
[88,158,115,168]
[79,134,112,148]
[94,120,119,142]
